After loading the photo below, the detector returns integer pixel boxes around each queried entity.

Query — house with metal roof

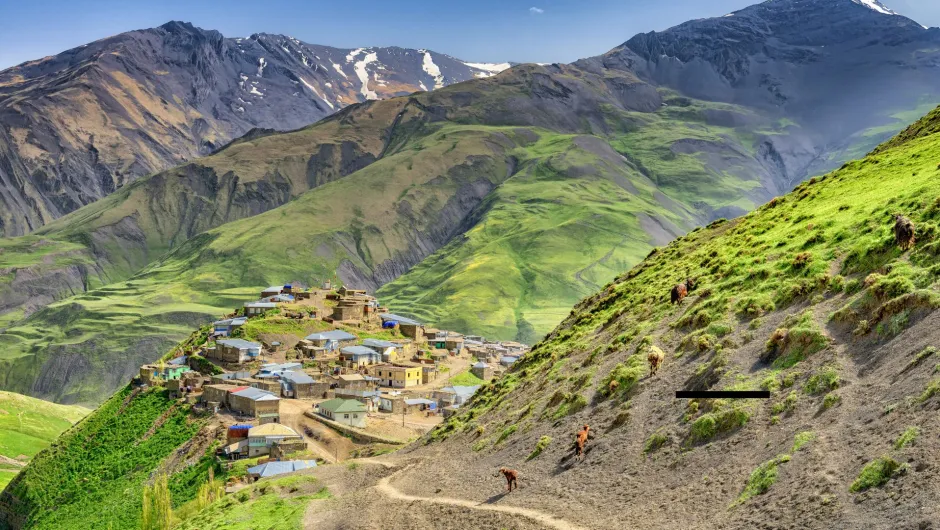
[228,386,280,419]
[378,313,421,326]
[279,370,317,398]
[340,345,382,367]
[209,339,263,363]
[245,423,302,457]
[500,356,520,367]
[247,460,317,480]
[244,301,277,316]
[435,385,481,407]
[378,313,424,340]
[317,398,368,428]
[256,362,303,377]
[362,338,403,362]
[304,329,357,351]
[212,316,247,337]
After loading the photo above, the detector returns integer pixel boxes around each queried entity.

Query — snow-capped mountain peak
[852,0,897,16]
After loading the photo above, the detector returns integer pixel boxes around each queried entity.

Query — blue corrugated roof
[247,460,317,478]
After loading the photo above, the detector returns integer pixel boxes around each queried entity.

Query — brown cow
[648,345,665,377]
[670,278,694,304]
[575,424,591,459]
[894,214,916,250]
[496,467,519,492]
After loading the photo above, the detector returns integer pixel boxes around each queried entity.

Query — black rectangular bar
[675,390,770,399]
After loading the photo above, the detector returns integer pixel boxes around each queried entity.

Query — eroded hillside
[406,105,940,528]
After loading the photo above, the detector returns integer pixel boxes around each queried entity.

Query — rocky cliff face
[0,21,509,237]
[602,0,940,187]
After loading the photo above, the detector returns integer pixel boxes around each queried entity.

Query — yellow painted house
[374,364,422,388]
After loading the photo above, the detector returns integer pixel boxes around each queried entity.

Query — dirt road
[373,464,589,530]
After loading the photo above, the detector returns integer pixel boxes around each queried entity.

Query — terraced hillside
[4,0,940,405]
[410,104,940,528]
[0,392,87,490]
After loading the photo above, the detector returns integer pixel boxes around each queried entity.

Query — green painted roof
[319,398,367,414]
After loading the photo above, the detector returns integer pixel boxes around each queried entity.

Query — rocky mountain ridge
[0,21,509,237]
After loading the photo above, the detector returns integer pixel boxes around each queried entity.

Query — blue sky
[1,0,939,69]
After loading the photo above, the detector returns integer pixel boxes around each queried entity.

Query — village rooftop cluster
[135,283,528,481]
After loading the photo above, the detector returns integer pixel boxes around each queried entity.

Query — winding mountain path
[373,465,589,530]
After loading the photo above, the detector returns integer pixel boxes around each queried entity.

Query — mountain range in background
[0,21,510,237]
[3,0,940,405]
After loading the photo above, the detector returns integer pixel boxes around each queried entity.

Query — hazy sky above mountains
[1,0,939,69]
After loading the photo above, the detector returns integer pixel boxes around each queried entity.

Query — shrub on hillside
[736,454,791,504]
[527,436,552,460]
[850,456,906,492]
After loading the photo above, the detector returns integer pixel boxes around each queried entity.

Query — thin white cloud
[529,6,544,14]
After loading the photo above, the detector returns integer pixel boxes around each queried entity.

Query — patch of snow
[345,48,366,63]
[418,81,427,91]
[464,62,511,74]
[332,62,348,78]
[236,106,245,112]
[249,85,263,96]
[257,57,267,77]
[352,50,379,100]
[851,0,897,15]
[325,82,332,88]
[300,77,335,109]
[723,13,734,17]
[421,50,444,89]
[281,45,290,54]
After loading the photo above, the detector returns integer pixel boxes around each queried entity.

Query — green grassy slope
[0,60,928,405]
[0,386,210,530]
[426,105,940,526]
[0,123,521,403]
[0,392,88,490]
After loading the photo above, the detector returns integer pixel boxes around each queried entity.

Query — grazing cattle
[670,278,694,304]
[648,345,665,377]
[575,425,591,459]
[496,467,519,492]
[894,214,916,250]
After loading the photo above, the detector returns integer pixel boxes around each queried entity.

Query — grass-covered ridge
[0,392,88,490]
[427,105,940,515]
[0,386,207,529]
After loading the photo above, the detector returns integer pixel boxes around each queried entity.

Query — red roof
[229,386,250,393]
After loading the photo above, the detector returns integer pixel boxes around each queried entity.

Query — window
[344,414,349,419]
[352,414,358,418]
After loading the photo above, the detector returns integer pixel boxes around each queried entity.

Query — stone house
[304,330,357,351]
[470,361,494,381]
[228,386,280,421]
[211,339,262,363]
[212,316,247,337]
[244,301,277,316]
[279,370,316,398]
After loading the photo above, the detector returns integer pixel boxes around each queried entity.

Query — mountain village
[135,283,528,483]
